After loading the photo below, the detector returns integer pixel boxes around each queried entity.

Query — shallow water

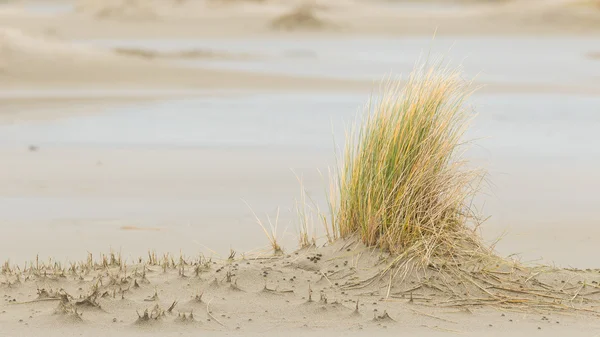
[82,37,600,86]
[0,92,599,266]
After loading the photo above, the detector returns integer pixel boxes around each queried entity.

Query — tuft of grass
[294,173,317,248]
[244,201,283,255]
[329,62,485,266]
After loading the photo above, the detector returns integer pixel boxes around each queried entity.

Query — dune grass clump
[331,63,487,267]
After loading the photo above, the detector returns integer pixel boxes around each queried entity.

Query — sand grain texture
[2,240,600,336]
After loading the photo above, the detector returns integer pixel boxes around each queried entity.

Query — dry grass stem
[244,200,283,254]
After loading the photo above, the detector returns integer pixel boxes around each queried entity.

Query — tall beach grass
[328,62,487,266]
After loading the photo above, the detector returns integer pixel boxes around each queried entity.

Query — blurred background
[0,0,598,267]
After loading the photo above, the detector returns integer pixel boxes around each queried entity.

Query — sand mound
[0,27,100,59]
[484,0,600,28]
[53,293,85,323]
[573,0,600,9]
[537,1,600,24]
[75,0,159,21]
[1,241,599,335]
[271,4,334,31]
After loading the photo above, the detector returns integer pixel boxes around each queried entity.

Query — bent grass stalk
[293,172,317,248]
[243,200,283,254]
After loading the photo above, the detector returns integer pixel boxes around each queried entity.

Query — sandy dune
[1,26,598,114]
[0,27,374,92]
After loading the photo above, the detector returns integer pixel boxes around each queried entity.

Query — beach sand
[1,0,600,336]
[0,27,375,92]
[2,239,600,337]
[1,0,599,111]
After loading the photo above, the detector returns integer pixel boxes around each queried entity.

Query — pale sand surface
[0,49,372,92]
[1,27,596,102]
[0,96,198,123]
[0,9,598,114]
[0,27,374,93]
[2,239,600,337]
[3,82,599,124]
